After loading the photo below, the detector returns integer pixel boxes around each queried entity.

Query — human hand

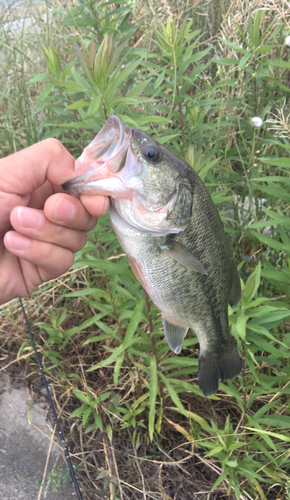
[0,139,109,305]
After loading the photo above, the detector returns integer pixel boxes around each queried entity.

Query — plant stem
[142,287,153,333]
[103,101,108,120]
[242,343,248,440]
[142,287,164,400]
[176,84,186,158]
[253,60,257,117]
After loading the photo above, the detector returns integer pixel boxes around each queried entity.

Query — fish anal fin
[229,262,241,308]
[162,316,188,354]
[198,343,242,397]
[161,238,208,275]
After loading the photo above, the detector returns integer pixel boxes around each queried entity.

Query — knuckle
[72,232,87,253]
[86,217,98,232]
[42,138,64,158]
[65,251,75,269]
[41,242,55,261]
[54,223,66,236]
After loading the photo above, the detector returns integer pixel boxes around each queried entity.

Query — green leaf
[71,68,93,93]
[123,300,145,347]
[259,157,290,168]
[210,468,229,492]
[252,10,265,48]
[261,269,290,285]
[38,83,54,101]
[251,231,285,252]
[245,427,290,442]
[160,357,198,367]
[88,344,123,371]
[69,406,86,418]
[255,45,276,54]
[83,406,92,425]
[96,391,112,404]
[218,38,249,54]
[205,445,225,457]
[236,313,247,341]
[127,79,151,99]
[219,383,244,412]
[247,416,277,451]
[73,390,90,405]
[85,94,100,119]
[243,262,261,306]
[66,100,89,110]
[71,258,133,278]
[105,59,142,100]
[156,133,181,144]
[170,407,210,428]
[114,353,124,387]
[94,412,103,431]
[251,176,290,185]
[159,372,187,415]
[239,54,251,69]
[149,355,158,441]
[250,182,290,203]
[27,73,48,85]
[247,323,287,347]
[178,47,211,78]
[258,414,290,429]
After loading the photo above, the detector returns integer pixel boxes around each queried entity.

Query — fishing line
[19,297,83,500]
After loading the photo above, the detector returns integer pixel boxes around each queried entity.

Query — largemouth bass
[63,116,242,397]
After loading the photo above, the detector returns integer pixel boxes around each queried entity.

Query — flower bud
[251,117,263,128]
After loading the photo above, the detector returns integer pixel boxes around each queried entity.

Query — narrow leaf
[149,355,158,441]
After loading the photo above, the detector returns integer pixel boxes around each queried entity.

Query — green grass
[1,1,290,499]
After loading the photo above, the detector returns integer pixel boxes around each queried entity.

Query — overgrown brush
[1,1,290,499]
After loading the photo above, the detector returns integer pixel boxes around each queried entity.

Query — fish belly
[110,205,223,342]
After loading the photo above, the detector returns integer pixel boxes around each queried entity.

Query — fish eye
[143,144,160,162]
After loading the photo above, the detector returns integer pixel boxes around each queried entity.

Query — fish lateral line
[160,237,208,275]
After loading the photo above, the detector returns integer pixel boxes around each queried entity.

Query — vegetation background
[1,0,290,498]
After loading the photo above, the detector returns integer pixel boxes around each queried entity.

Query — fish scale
[63,115,242,397]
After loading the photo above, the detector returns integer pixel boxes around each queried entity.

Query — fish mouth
[62,116,134,196]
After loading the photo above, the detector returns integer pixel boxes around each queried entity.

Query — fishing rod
[19,297,83,500]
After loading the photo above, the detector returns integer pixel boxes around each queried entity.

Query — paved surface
[0,372,76,500]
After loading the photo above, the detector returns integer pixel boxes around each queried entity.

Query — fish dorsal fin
[160,238,208,275]
[162,316,188,354]
[228,261,241,308]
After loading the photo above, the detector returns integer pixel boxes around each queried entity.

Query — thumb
[0,139,76,195]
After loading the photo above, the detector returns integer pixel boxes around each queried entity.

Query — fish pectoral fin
[229,261,241,308]
[198,343,242,397]
[161,238,208,275]
[162,316,188,354]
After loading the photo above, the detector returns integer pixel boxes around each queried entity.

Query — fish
[62,115,242,397]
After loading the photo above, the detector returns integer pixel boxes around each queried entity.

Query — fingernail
[6,232,30,250]
[17,207,44,229]
[54,198,77,222]
[100,196,109,215]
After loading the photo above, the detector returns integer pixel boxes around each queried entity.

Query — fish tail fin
[198,343,242,397]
